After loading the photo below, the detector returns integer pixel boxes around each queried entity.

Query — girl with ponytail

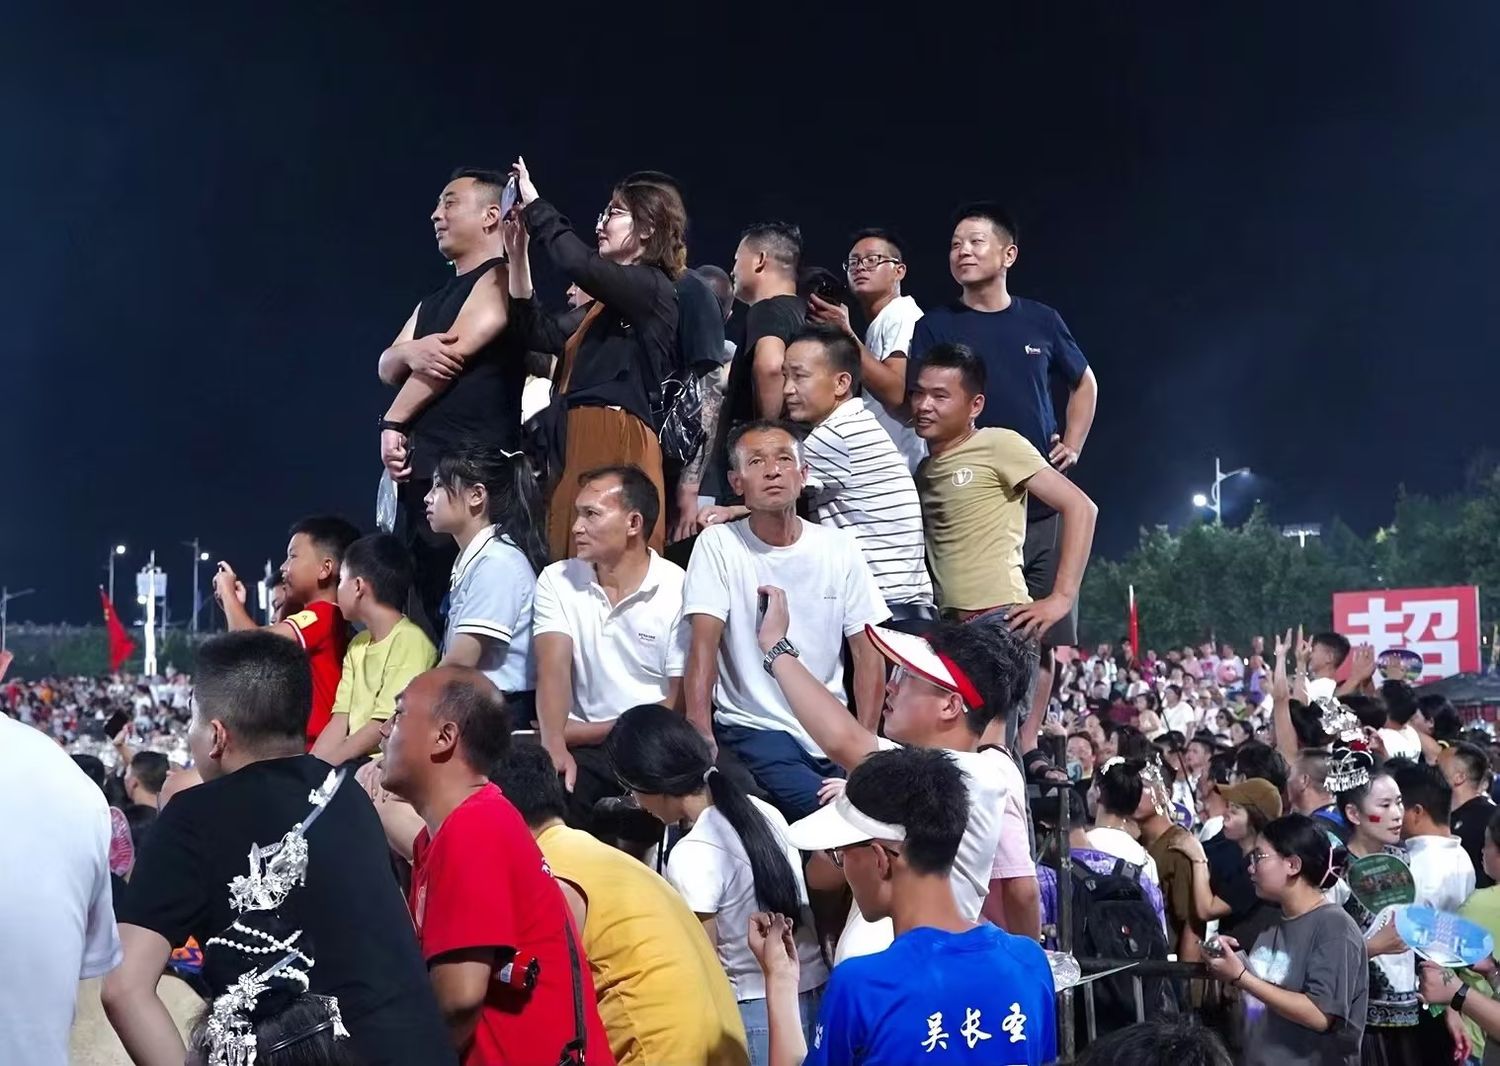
[1200,813,1369,1065]
[607,703,828,1060]
[426,441,547,710]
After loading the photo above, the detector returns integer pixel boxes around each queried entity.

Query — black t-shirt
[118,756,456,1066]
[407,258,525,479]
[706,293,806,498]
[1452,795,1497,889]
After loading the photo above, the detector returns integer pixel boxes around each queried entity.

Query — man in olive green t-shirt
[910,343,1097,638]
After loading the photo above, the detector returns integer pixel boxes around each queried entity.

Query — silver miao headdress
[203,767,351,1066]
[1315,696,1363,746]
[1324,747,1374,794]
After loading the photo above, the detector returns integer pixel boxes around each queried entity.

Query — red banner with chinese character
[1332,585,1481,682]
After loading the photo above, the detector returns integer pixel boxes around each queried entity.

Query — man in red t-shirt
[379,666,614,1066]
[213,515,360,747]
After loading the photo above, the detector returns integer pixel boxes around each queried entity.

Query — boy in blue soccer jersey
[749,746,1056,1066]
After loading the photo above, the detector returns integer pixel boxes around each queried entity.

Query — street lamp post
[184,538,211,634]
[1,587,36,653]
[106,543,127,604]
[1192,456,1251,525]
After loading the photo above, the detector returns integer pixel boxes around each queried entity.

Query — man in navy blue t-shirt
[749,746,1056,1065]
[906,202,1100,749]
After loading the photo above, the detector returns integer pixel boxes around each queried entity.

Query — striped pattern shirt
[802,397,933,606]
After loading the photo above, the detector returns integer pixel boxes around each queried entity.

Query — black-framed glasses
[844,254,901,272]
[829,841,900,868]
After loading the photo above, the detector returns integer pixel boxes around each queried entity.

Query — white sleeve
[890,300,923,356]
[682,529,732,622]
[452,554,532,643]
[664,605,690,677]
[530,565,572,639]
[80,806,123,979]
[666,840,728,914]
[840,535,892,636]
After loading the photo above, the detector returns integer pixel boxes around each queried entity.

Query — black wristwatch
[1452,983,1470,1015]
[762,637,800,675]
[378,418,410,434]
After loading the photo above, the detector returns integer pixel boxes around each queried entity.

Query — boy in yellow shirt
[312,533,437,766]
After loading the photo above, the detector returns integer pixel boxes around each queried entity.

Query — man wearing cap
[749,746,1056,1066]
[754,585,1041,955]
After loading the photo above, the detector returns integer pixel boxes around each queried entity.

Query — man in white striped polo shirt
[782,323,934,631]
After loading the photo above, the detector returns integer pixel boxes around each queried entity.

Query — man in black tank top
[377,168,525,636]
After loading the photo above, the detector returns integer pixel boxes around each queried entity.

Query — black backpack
[1068,858,1175,1039]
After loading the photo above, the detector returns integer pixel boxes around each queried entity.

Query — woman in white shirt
[1085,757,1162,887]
[608,703,828,1065]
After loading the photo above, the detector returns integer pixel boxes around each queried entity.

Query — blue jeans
[715,722,843,823]
[739,986,824,1066]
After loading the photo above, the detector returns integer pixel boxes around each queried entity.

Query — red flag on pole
[99,587,136,673]
[1128,584,1140,665]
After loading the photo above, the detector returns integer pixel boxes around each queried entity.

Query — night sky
[6,7,1499,624]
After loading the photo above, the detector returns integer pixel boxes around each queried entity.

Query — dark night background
[4,6,1497,625]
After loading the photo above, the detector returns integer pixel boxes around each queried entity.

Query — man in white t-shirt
[753,587,1040,958]
[1163,683,1197,736]
[0,664,122,1066]
[534,464,690,830]
[1293,630,1350,703]
[807,227,925,470]
[683,421,890,821]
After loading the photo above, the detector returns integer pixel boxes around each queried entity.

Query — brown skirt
[547,405,665,561]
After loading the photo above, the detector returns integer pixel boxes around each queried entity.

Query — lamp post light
[107,543,128,604]
[1,587,36,653]
[184,538,211,634]
[1191,457,1251,525]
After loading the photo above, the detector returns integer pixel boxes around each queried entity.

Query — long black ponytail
[607,704,803,925]
[434,440,550,573]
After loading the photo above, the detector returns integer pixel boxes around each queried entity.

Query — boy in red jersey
[214,515,360,748]
[379,666,614,1066]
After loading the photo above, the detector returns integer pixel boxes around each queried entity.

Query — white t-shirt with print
[0,715,122,1066]
[666,797,829,1001]
[682,519,890,754]
[862,295,925,471]
[1377,724,1422,761]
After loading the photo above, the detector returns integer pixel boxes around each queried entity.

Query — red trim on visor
[934,651,985,710]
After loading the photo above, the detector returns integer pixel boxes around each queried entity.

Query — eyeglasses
[828,841,900,869]
[1248,849,1279,866]
[844,254,901,272]
[596,206,631,230]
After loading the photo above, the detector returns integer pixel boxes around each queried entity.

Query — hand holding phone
[500,174,519,219]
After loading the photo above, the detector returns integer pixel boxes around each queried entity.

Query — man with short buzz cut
[703,223,806,501]
[1392,761,1475,913]
[1289,748,1349,841]
[376,168,522,635]
[124,751,168,808]
[104,631,452,1066]
[683,420,890,820]
[533,464,690,830]
[1442,741,1496,889]
[908,202,1100,746]
[378,667,614,1066]
[807,227,925,470]
[700,323,932,623]
[910,343,1097,749]
[1294,629,1351,702]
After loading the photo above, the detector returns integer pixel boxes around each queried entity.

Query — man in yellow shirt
[312,534,437,766]
[911,342,1096,751]
[491,743,750,1066]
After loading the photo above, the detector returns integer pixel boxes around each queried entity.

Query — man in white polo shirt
[533,465,689,830]
[684,420,890,821]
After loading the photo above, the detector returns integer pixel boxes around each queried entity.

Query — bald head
[402,666,512,773]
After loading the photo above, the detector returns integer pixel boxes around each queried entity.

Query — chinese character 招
[1001,1003,1027,1044]
[960,1007,993,1049]
[922,1012,949,1053]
